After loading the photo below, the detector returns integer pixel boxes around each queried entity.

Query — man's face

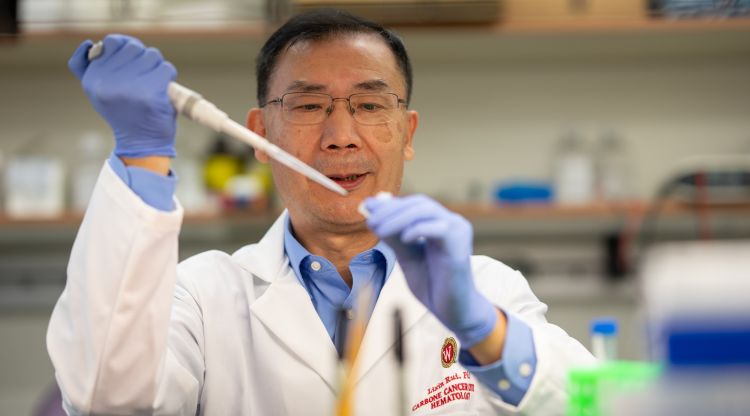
[248,33,418,231]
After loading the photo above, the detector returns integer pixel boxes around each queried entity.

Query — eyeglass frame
[260,91,408,125]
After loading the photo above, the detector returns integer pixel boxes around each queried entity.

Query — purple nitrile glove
[68,34,178,158]
[365,194,498,348]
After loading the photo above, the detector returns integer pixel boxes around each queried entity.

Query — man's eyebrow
[284,81,327,93]
[354,79,390,91]
[283,79,391,94]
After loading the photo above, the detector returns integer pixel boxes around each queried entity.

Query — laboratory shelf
[10,16,750,38]
[1,199,748,232]
[3,16,750,69]
[452,201,750,236]
[489,16,750,34]
[2,200,747,262]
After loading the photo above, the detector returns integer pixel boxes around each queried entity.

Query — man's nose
[320,99,362,151]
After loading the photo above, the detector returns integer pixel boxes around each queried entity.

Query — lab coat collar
[249,261,429,393]
[238,211,338,391]
[282,214,398,289]
[238,211,429,390]
[232,211,289,284]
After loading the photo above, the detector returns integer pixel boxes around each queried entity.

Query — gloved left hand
[365,194,498,348]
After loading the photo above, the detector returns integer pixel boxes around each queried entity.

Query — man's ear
[247,108,270,163]
[403,110,418,161]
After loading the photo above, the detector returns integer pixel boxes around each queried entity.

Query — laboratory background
[2,0,750,415]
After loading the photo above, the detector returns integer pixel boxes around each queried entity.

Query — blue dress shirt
[109,153,538,406]
[284,216,395,353]
[108,153,177,211]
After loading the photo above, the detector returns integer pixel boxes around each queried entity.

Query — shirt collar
[283,216,396,283]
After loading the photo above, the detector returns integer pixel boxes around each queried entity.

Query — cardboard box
[503,0,646,20]
[292,0,501,25]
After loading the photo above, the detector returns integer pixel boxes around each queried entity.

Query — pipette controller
[86,41,348,197]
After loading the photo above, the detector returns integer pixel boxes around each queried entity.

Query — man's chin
[288,199,365,228]
[321,205,367,228]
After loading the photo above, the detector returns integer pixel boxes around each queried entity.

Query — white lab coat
[47,162,595,415]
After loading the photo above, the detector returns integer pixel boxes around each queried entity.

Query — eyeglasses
[262,92,407,126]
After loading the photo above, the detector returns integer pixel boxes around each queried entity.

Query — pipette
[335,284,373,416]
[86,41,348,197]
[334,308,352,416]
[393,308,407,416]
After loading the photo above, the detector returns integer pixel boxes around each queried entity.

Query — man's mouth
[327,173,367,191]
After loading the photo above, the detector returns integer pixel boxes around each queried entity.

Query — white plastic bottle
[71,132,106,212]
[596,130,631,202]
[554,130,595,205]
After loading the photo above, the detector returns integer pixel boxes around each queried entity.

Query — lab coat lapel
[242,212,337,391]
[355,264,428,384]
[249,266,339,391]
[239,213,428,391]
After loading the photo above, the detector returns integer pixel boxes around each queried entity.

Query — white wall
[408,57,750,201]
[2,30,749,205]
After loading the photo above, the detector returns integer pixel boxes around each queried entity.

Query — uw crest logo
[440,337,458,368]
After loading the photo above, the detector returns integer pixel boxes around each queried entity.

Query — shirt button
[345,309,354,320]
[519,362,533,378]
[310,261,321,272]
[498,379,511,391]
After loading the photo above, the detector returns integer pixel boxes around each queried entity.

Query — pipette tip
[331,184,349,197]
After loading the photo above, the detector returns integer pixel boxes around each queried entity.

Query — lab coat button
[519,362,533,377]
[345,309,354,320]
[310,261,322,271]
[498,379,511,391]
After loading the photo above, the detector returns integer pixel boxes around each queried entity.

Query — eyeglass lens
[281,93,400,125]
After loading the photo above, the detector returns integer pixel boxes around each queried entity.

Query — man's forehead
[268,35,405,97]
[285,32,387,55]
[284,36,396,68]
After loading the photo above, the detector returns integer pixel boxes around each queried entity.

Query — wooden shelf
[391,16,750,36]
[6,15,750,40]
[0,212,85,228]
[451,200,750,219]
[2,200,748,227]
[8,22,273,41]
[4,16,748,69]
[449,201,644,220]
[0,209,277,227]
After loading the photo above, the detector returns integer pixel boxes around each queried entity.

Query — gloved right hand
[364,194,499,349]
[68,34,178,158]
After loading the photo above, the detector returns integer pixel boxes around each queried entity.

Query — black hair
[255,8,413,106]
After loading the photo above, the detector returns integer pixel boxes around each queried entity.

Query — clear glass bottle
[554,130,595,205]
[596,130,631,202]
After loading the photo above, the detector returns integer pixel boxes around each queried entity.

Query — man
[47,9,594,415]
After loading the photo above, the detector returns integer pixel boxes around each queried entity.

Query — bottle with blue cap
[569,317,663,415]
[590,317,618,362]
